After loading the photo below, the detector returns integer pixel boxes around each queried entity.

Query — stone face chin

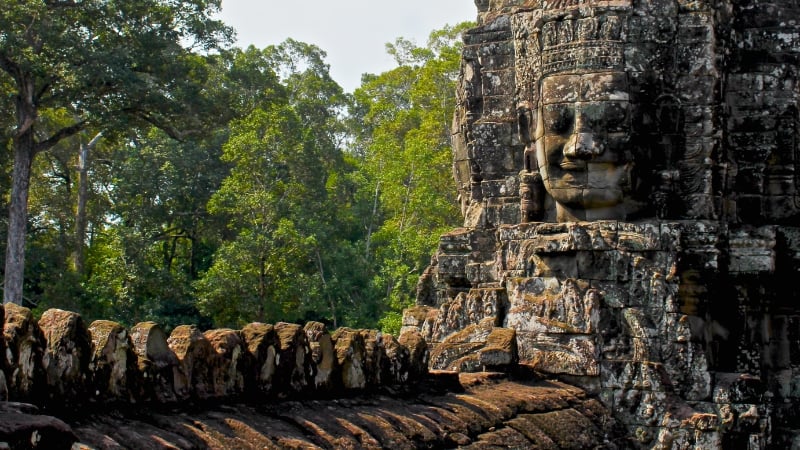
[408,0,800,447]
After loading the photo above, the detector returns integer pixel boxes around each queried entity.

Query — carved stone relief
[404,0,800,446]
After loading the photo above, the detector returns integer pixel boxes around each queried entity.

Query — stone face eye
[574,102,629,133]
[597,102,629,132]
[543,104,573,135]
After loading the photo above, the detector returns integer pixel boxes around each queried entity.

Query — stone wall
[0,304,428,411]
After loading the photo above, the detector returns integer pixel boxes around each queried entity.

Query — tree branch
[14,116,36,138]
[36,79,54,101]
[86,130,104,148]
[0,52,20,80]
[34,120,87,153]
[133,111,202,142]
[43,0,80,6]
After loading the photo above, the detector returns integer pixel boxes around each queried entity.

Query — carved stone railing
[1,304,429,410]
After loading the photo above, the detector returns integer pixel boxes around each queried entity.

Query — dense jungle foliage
[0,1,471,334]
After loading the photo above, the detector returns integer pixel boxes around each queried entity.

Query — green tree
[25,126,102,312]
[33,44,298,327]
[196,40,362,329]
[0,0,232,304]
[196,105,314,326]
[79,47,286,327]
[349,23,472,333]
[264,40,366,328]
[87,129,219,326]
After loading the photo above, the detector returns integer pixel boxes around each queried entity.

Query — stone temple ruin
[402,0,800,447]
[2,0,800,448]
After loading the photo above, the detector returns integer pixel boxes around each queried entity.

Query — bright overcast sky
[216,0,477,93]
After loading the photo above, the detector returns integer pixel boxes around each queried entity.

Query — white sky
[216,0,477,93]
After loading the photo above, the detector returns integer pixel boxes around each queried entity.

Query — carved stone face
[535,71,634,221]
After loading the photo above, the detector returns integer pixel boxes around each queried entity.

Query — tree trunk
[364,178,380,261]
[315,248,337,329]
[4,132,34,305]
[2,75,85,303]
[73,132,102,275]
[3,73,39,305]
[258,256,267,323]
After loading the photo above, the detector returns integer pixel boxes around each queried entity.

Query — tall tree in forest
[264,40,361,327]
[73,130,103,274]
[196,41,353,328]
[24,122,113,315]
[349,23,472,333]
[79,47,286,326]
[0,0,232,304]
[1,62,17,293]
[196,104,314,326]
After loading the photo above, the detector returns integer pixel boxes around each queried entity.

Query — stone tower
[403,0,800,447]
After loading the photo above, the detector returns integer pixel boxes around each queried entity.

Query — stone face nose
[564,132,604,159]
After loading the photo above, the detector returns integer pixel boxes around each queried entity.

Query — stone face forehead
[541,72,629,104]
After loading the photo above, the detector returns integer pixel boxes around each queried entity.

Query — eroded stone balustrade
[1,304,429,410]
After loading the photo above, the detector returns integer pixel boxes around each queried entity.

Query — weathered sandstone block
[204,328,245,397]
[398,328,428,381]
[430,317,494,372]
[168,324,215,399]
[129,321,181,403]
[304,321,336,391]
[479,327,518,369]
[431,289,506,342]
[382,334,411,384]
[38,309,91,406]
[359,329,386,386]
[240,322,279,396]
[2,304,44,403]
[400,305,438,341]
[87,320,138,402]
[331,327,366,390]
[273,322,314,395]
